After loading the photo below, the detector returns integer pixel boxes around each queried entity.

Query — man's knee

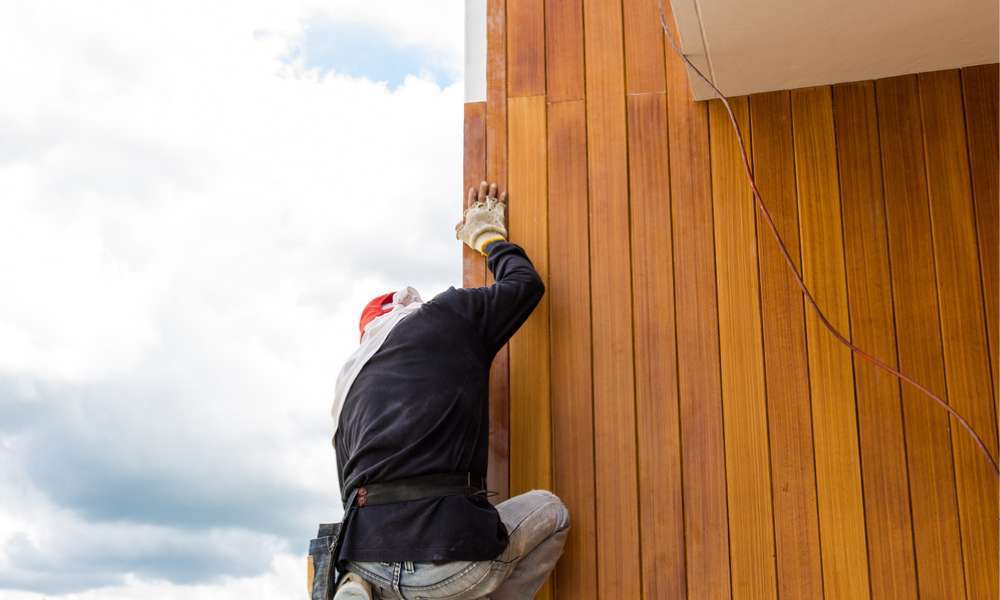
[525,489,570,531]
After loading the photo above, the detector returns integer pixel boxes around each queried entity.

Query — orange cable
[656,0,999,477]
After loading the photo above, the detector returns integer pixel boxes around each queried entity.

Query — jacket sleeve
[433,241,545,358]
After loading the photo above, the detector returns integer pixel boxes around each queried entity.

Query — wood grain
[463,102,487,290]
[548,99,598,599]
[961,64,999,438]
[623,0,666,94]
[627,92,685,599]
[506,93,554,600]
[832,81,918,600]
[750,90,824,600]
[662,4,731,598]
[709,96,778,599]
[544,0,584,102]
[791,85,870,600]
[582,0,641,597]
[507,0,546,96]
[486,0,510,502]
[918,69,999,600]
[876,74,967,599]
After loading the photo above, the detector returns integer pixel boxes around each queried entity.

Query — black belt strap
[345,472,486,507]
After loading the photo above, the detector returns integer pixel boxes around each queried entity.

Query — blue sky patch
[286,20,456,87]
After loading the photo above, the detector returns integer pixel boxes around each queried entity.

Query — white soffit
[671,0,1000,100]
[464,0,487,103]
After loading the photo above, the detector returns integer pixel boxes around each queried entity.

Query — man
[329,182,569,600]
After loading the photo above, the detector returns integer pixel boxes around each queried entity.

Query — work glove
[456,181,508,255]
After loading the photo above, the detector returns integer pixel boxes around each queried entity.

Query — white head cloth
[331,286,424,435]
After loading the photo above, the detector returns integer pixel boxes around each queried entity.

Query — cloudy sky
[0,1,464,597]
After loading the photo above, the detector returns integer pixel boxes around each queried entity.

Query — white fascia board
[669,0,718,100]
[465,0,487,103]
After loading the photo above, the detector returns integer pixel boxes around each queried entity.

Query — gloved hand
[456,181,508,255]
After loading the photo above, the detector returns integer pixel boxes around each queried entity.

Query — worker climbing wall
[463,0,999,598]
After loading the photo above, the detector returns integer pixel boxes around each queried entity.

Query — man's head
[358,292,395,340]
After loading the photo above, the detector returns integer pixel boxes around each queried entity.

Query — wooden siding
[462,2,999,596]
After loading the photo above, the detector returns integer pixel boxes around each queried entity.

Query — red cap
[359,292,395,339]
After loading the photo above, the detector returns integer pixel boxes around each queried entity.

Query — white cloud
[0,0,464,595]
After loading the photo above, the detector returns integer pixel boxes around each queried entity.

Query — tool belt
[307,472,487,600]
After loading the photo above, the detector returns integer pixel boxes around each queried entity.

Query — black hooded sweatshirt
[334,241,543,562]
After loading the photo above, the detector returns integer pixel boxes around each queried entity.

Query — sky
[0,1,465,597]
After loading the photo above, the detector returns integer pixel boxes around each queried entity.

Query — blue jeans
[347,490,570,599]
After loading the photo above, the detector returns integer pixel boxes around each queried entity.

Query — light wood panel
[960,64,999,426]
[582,0,641,597]
[485,0,510,503]
[876,74,967,599]
[506,92,554,600]
[832,81,918,600]
[918,69,999,600]
[791,86,870,600]
[548,99,598,599]
[627,92,685,599]
[662,3,732,598]
[709,97,778,599]
[750,90,824,600]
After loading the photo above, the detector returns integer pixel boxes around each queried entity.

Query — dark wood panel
[582,0,641,596]
[544,0,584,102]
[832,81,918,600]
[749,90,824,600]
[961,64,999,439]
[486,0,510,502]
[507,0,546,96]
[623,0,666,94]
[709,97,778,599]
[548,99,598,599]
[463,102,487,290]
[662,4,732,598]
[875,74,967,599]
[918,69,999,600]
[791,86,870,600]
[626,92,685,599]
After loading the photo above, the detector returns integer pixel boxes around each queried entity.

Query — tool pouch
[307,523,341,600]
[308,489,357,600]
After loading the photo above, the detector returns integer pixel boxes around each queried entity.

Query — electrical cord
[656,0,999,477]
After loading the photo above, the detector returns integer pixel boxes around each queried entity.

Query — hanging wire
[655,0,999,477]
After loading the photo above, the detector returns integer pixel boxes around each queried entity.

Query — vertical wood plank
[627,92,685,599]
[709,97,778,599]
[791,85,870,600]
[875,74,967,599]
[507,94,551,493]
[463,102,488,289]
[507,98,551,600]
[623,0,666,94]
[507,0,545,96]
[544,0,584,102]
[961,64,999,431]
[918,69,999,600]
[750,90,824,600]
[486,0,510,503]
[582,0,641,597]
[832,81,919,600]
[662,4,731,598]
[548,99,597,600]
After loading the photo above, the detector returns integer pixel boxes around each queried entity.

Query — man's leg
[489,490,570,600]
